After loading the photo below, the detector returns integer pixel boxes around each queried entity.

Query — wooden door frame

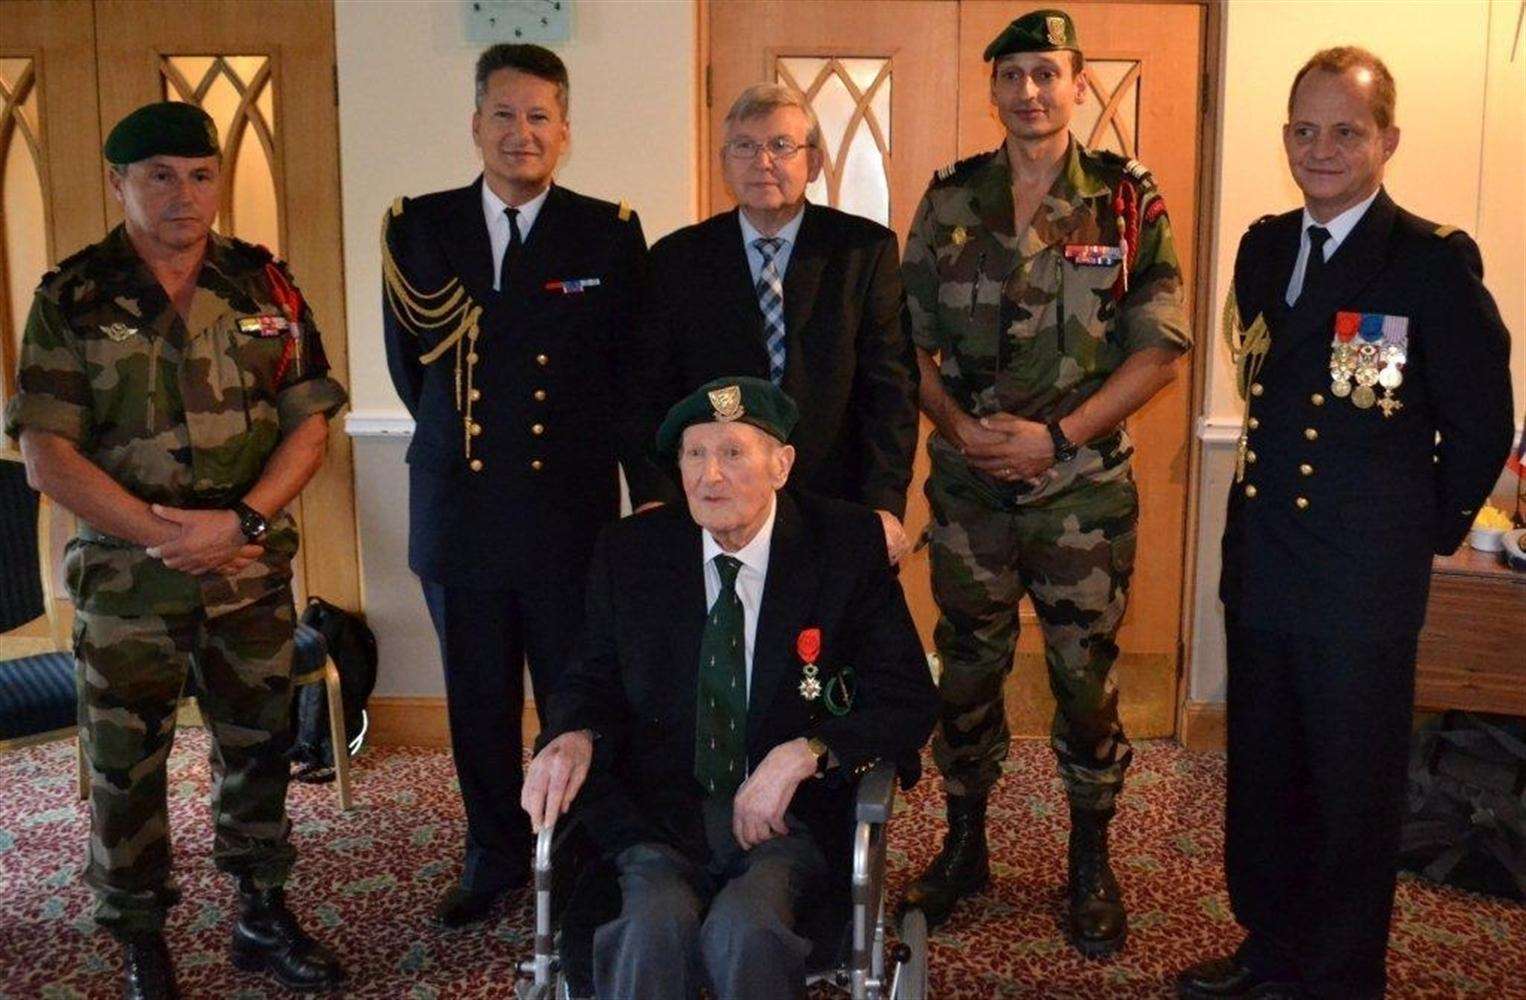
[697,0,1229,740]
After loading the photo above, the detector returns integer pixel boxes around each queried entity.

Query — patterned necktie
[752,237,787,385]
[695,554,748,797]
[1298,225,1331,304]
[500,206,523,291]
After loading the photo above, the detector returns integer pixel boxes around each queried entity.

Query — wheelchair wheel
[890,908,929,999]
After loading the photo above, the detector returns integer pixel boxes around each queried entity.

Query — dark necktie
[752,237,787,385]
[1299,225,1332,304]
[695,554,748,797]
[499,206,523,291]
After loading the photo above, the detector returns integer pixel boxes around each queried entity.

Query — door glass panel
[776,56,891,227]
[0,56,51,403]
[1076,59,1141,158]
[161,55,282,253]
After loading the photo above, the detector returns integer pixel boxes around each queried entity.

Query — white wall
[334,0,697,696]
[1188,0,1525,704]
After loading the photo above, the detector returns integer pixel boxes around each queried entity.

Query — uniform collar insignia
[100,321,138,341]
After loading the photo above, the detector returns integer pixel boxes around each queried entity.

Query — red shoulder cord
[264,260,304,384]
[1110,180,1140,301]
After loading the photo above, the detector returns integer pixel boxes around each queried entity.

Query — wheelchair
[514,760,930,999]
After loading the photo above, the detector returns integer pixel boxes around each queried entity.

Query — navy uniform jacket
[642,205,919,518]
[1220,189,1514,639]
[544,491,938,875]
[384,179,664,588]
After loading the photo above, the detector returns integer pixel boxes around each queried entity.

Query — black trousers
[1224,616,1419,999]
[423,573,587,891]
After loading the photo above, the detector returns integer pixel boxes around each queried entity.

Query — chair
[514,760,930,1000]
[0,449,354,811]
[0,449,88,799]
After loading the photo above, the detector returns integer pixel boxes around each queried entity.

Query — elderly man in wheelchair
[519,378,938,999]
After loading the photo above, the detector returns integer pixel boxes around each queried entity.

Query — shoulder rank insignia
[1433,224,1460,239]
[935,162,957,182]
[100,321,138,341]
[708,384,744,422]
[618,199,632,222]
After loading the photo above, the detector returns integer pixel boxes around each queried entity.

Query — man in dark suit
[382,43,664,927]
[643,84,919,563]
[1177,47,1513,1000]
[522,377,938,1000]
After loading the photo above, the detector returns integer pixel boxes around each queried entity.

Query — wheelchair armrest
[854,759,897,825]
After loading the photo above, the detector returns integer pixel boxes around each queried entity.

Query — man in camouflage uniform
[898,10,1190,955]
[4,102,347,999]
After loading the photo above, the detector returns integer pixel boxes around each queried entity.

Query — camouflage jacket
[2,225,348,617]
[903,139,1190,497]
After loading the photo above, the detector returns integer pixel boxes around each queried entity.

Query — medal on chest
[1330,311,1407,417]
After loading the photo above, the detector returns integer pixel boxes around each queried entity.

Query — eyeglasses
[722,137,813,161]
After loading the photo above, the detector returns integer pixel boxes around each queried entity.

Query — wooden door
[2,0,360,613]
[708,1,1208,738]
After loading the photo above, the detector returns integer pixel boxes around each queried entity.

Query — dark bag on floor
[289,597,378,784]
[1398,711,1526,901]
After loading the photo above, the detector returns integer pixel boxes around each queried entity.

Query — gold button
[530,459,544,471]
[1244,484,1258,498]
[531,423,545,436]
[536,354,549,366]
[469,459,484,472]
[1247,417,1260,430]
[1311,393,1325,406]
[470,388,482,402]
[1250,383,1264,397]
[1299,463,1314,477]
[1304,427,1318,441]
[1246,450,1257,464]
[469,422,482,436]
[467,352,479,364]
[533,389,547,401]
[1295,496,1310,510]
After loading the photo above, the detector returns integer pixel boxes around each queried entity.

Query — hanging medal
[796,628,823,702]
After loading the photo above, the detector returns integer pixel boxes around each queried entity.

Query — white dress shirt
[738,207,806,286]
[482,181,550,291]
[701,495,778,700]
[1283,188,1380,305]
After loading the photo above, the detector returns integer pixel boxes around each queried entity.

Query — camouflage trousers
[925,463,1137,811]
[75,587,298,937]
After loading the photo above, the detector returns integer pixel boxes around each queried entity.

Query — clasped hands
[144,505,263,576]
[522,731,820,850]
[950,411,1058,484]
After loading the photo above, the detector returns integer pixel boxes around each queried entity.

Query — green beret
[103,102,220,165]
[983,8,1080,61]
[656,376,799,458]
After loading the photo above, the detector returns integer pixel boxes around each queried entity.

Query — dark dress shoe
[897,793,991,930]
[431,880,520,929]
[1177,956,1305,998]
[229,881,347,992]
[122,933,178,1000]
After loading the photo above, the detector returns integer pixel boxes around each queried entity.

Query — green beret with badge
[103,101,221,165]
[655,376,800,457]
[983,8,1080,61]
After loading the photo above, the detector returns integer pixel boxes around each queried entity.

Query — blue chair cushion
[0,651,76,741]
[293,623,327,675]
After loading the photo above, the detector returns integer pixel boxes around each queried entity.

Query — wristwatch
[806,736,832,778]
[233,501,269,543]
[1046,418,1079,464]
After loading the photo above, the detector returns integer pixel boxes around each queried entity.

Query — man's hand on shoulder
[522,729,594,832]
[731,737,819,850]
[876,509,909,565]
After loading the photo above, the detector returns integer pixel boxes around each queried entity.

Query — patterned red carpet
[2,732,1522,998]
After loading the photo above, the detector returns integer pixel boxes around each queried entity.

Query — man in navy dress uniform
[382,43,662,927]
[1176,47,1513,1000]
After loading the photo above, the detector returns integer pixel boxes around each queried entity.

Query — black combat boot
[121,932,178,1000]
[1067,804,1127,957]
[898,794,991,929]
[229,880,347,992]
